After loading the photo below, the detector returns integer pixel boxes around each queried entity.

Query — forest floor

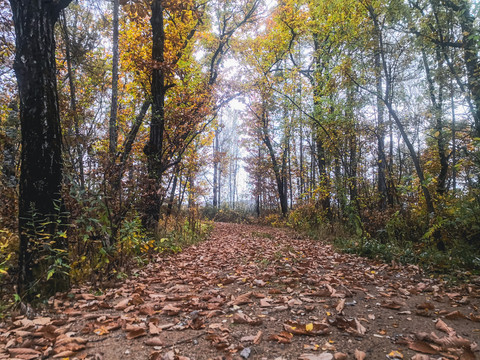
[1,222,480,360]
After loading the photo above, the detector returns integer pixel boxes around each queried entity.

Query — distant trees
[2,0,480,299]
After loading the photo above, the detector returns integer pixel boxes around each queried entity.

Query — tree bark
[10,0,72,299]
[421,47,448,195]
[213,128,219,207]
[374,37,387,209]
[109,0,120,155]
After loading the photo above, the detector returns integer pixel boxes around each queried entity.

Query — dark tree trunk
[261,117,288,217]
[143,0,167,227]
[10,0,72,299]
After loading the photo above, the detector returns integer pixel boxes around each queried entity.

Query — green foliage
[20,202,71,297]
[332,195,480,277]
[159,216,214,251]
[204,207,253,224]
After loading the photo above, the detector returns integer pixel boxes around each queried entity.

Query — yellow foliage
[0,228,19,277]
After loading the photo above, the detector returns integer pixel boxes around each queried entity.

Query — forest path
[1,222,480,360]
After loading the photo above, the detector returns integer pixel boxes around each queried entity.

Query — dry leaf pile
[0,223,479,359]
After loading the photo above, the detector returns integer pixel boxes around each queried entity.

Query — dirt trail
[1,222,479,360]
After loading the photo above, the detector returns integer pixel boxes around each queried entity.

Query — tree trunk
[374,39,387,209]
[421,47,448,195]
[213,128,219,207]
[262,121,288,217]
[143,0,167,227]
[166,167,179,217]
[455,0,480,137]
[61,11,85,190]
[109,0,120,155]
[10,0,72,299]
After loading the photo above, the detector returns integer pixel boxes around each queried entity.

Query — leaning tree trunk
[9,0,72,300]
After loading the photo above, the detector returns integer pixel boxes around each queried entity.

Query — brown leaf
[445,310,467,320]
[145,338,165,347]
[161,350,175,360]
[79,293,96,300]
[188,316,204,330]
[233,292,252,305]
[149,322,161,335]
[416,302,435,310]
[354,349,366,360]
[131,293,144,305]
[354,319,366,335]
[334,353,348,360]
[268,331,293,344]
[32,317,51,325]
[408,340,439,355]
[434,335,470,349]
[55,335,87,347]
[287,298,303,307]
[469,313,480,322]
[53,350,76,358]
[54,343,86,354]
[380,300,403,310]
[240,335,257,342]
[162,304,181,316]
[411,355,433,360]
[126,327,147,340]
[336,299,345,313]
[7,348,42,359]
[298,353,334,360]
[139,304,156,316]
[260,298,272,307]
[114,298,130,310]
[253,330,263,344]
[233,312,251,324]
[435,319,455,335]
[460,348,476,360]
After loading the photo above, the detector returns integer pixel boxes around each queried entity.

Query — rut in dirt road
[1,222,479,360]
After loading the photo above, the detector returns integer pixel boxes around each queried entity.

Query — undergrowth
[272,198,480,281]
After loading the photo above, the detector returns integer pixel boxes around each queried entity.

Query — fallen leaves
[380,300,404,310]
[354,349,366,360]
[284,320,330,336]
[407,340,439,355]
[2,223,479,360]
[328,316,366,336]
[268,330,294,343]
[125,325,147,339]
[232,312,263,326]
[298,352,333,360]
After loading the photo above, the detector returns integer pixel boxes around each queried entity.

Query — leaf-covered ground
[1,223,479,360]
